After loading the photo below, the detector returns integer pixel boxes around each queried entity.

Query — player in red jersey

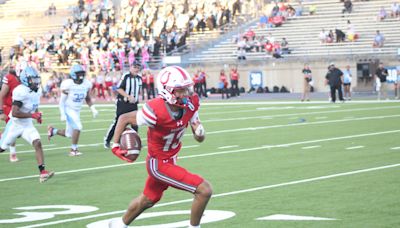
[0,69,20,162]
[109,66,212,228]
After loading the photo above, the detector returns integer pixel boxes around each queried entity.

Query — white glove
[90,105,98,118]
[60,114,66,121]
[195,124,205,137]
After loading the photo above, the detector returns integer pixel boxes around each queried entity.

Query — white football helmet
[156,66,194,107]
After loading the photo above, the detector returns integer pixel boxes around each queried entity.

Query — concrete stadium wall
[184,59,399,93]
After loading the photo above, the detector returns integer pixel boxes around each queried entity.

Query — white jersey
[11,85,41,125]
[60,79,92,110]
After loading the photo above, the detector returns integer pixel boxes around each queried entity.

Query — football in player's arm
[109,66,211,228]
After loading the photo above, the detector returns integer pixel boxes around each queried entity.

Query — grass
[0,100,399,227]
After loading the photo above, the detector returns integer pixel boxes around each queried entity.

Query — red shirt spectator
[230,70,239,81]
[220,72,228,88]
[265,41,273,53]
[245,29,256,40]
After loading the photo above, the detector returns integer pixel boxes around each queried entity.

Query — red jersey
[230,71,239,80]
[141,74,148,84]
[148,74,154,83]
[139,95,200,160]
[2,73,20,107]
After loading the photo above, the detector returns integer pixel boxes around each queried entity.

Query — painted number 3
[162,129,185,152]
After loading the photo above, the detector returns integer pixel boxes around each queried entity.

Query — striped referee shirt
[117,72,142,103]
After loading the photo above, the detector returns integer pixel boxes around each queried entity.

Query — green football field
[0,100,399,228]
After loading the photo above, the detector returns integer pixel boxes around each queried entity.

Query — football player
[47,64,98,156]
[109,66,211,228]
[0,67,54,183]
[0,69,20,162]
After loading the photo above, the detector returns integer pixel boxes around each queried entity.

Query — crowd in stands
[7,0,246,73]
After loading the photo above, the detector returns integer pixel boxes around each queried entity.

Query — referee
[104,61,142,148]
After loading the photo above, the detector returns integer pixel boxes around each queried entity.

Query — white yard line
[202,106,398,122]
[218,145,239,149]
[390,147,400,150]
[315,116,328,120]
[301,145,321,149]
[20,163,400,228]
[346,146,365,150]
[2,129,399,183]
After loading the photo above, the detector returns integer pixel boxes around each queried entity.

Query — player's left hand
[111,144,133,162]
[31,112,42,124]
[90,106,98,118]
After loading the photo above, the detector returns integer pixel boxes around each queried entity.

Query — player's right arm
[113,111,138,145]
[111,111,138,161]
[0,83,10,120]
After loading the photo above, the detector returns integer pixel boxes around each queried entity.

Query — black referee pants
[104,101,138,144]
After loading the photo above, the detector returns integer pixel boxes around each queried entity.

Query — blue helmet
[19,67,41,92]
[70,64,85,84]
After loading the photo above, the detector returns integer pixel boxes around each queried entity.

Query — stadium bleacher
[188,0,400,63]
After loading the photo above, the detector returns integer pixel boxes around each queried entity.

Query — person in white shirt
[343,65,352,100]
[0,67,54,183]
[47,64,98,156]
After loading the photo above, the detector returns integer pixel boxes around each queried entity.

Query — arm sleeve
[190,111,201,124]
[12,87,25,102]
[59,93,67,115]
[136,103,157,127]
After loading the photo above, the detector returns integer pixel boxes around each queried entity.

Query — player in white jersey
[0,67,54,183]
[47,64,98,156]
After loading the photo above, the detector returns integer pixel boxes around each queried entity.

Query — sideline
[20,163,400,228]
[1,129,399,183]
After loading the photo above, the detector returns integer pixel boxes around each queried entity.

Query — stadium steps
[188,0,400,63]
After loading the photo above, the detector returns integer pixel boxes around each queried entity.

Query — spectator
[373,30,385,48]
[325,63,344,103]
[259,13,269,28]
[378,6,387,21]
[230,67,240,97]
[335,28,346,42]
[390,2,400,18]
[219,69,230,99]
[272,41,283,58]
[346,20,359,42]
[309,4,317,15]
[281,38,291,54]
[342,0,353,15]
[319,29,328,43]
[301,63,312,101]
[375,62,388,100]
[327,30,334,43]
[295,1,304,16]
[199,69,208,98]
[48,3,56,15]
[343,65,352,100]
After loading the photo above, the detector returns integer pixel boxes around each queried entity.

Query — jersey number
[162,129,185,151]
[72,93,85,102]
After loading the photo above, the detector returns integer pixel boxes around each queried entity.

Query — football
[120,128,142,162]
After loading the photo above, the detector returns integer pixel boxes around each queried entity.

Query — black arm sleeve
[12,100,23,107]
